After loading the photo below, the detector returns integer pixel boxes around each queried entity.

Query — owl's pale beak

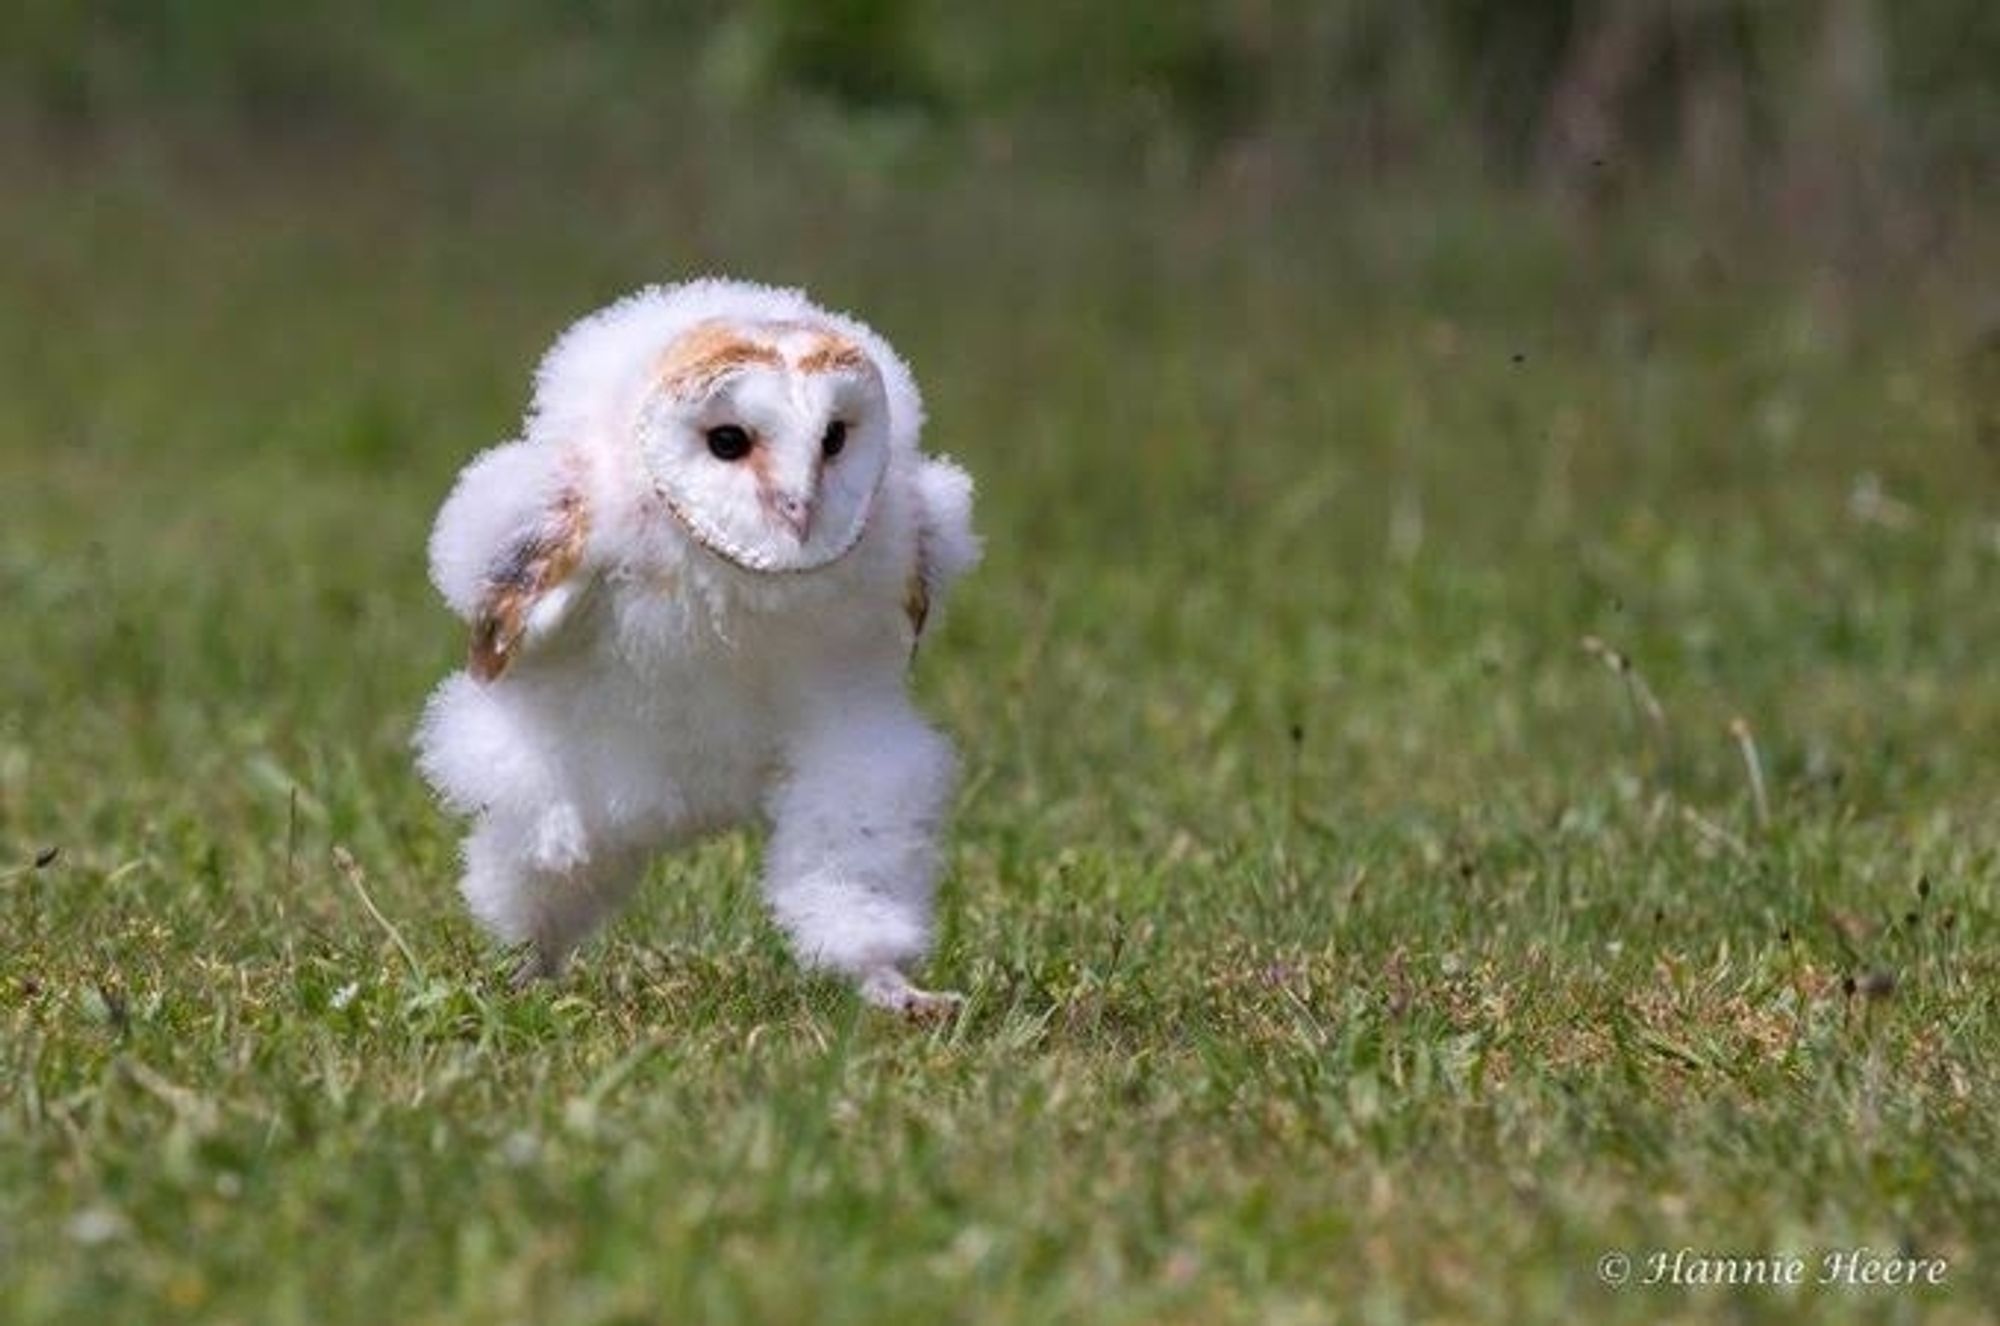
[767,491,814,542]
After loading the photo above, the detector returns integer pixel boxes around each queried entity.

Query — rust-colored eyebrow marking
[469,484,589,682]
[796,334,869,376]
[655,320,784,399]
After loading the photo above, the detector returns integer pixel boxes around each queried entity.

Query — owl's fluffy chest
[512,551,910,835]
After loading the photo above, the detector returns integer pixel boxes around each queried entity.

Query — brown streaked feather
[654,320,783,400]
[469,486,589,681]
[904,569,931,641]
[903,532,932,649]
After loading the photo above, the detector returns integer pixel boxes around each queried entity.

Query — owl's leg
[762,698,963,1017]
[460,809,644,984]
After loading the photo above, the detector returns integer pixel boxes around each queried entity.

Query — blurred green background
[7,0,1998,226]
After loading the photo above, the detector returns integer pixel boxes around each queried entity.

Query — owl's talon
[859,967,964,1020]
[509,944,562,990]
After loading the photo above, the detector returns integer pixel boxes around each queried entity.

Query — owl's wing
[905,456,981,641]
[428,441,594,681]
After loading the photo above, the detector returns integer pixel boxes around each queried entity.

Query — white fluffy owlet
[414,279,980,1015]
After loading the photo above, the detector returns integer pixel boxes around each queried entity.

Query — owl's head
[633,318,891,573]
[527,280,924,577]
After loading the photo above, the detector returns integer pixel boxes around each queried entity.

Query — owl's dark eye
[706,424,753,462]
[821,420,848,458]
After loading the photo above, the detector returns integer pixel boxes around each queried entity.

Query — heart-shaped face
[635,320,890,573]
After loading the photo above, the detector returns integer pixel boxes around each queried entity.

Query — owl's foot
[509,941,565,990]
[858,967,964,1021]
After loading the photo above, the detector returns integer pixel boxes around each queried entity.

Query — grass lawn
[2,142,1996,1324]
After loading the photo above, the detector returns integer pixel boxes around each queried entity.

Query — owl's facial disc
[635,322,890,574]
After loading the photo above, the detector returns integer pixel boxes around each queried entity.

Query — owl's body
[415,280,977,1012]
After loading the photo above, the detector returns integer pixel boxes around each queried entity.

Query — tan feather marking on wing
[904,531,932,648]
[469,484,589,682]
[655,320,783,400]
